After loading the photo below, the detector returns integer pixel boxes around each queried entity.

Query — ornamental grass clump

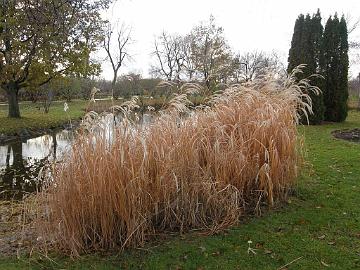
[39,67,318,255]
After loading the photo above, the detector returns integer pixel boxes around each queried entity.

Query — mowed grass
[0,112,359,269]
[0,101,87,135]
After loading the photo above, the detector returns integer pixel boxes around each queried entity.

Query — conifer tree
[338,16,349,121]
[307,10,325,124]
[320,14,349,122]
[288,10,324,124]
[287,15,305,74]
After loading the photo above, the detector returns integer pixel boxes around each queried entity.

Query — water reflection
[0,113,154,200]
[0,130,74,200]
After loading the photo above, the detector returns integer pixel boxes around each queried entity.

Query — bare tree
[181,34,198,81]
[345,14,360,34]
[350,41,360,49]
[346,14,360,68]
[189,16,232,90]
[232,51,284,82]
[150,31,184,81]
[103,22,132,97]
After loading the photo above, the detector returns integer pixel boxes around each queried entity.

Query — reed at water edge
[38,66,319,255]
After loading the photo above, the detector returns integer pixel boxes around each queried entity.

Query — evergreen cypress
[338,16,349,121]
[320,14,349,122]
[287,15,305,74]
[288,10,325,124]
[307,10,325,124]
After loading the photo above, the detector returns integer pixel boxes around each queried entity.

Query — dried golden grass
[38,67,316,255]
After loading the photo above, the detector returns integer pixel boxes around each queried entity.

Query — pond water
[0,113,154,200]
[0,130,74,200]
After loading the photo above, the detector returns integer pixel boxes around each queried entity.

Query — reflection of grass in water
[0,153,48,200]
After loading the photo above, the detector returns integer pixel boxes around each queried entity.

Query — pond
[0,113,154,200]
[0,130,74,200]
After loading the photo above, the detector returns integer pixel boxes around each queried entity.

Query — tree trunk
[52,132,57,160]
[6,85,21,118]
[111,71,118,99]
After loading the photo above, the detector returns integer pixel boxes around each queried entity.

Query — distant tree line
[2,74,162,104]
[150,16,285,89]
[1,12,286,114]
[2,6,352,121]
[288,9,349,124]
[349,74,360,98]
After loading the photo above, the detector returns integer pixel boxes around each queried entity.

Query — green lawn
[0,111,360,269]
[0,100,87,135]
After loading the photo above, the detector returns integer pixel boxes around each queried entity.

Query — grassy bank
[0,101,87,135]
[0,96,206,136]
[0,111,359,269]
[0,95,357,137]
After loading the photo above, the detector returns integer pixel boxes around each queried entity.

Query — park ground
[0,108,359,269]
[0,100,86,136]
[0,96,204,136]
[0,95,358,136]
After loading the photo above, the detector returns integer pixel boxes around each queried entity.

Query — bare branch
[345,14,360,34]
[102,21,132,96]
[151,31,184,81]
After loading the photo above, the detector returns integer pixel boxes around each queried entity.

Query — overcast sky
[99,0,360,79]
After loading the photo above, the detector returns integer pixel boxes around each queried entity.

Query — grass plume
[38,67,317,256]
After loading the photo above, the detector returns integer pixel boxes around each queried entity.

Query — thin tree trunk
[52,132,57,160]
[11,141,24,170]
[6,145,11,167]
[112,71,118,99]
[6,85,21,118]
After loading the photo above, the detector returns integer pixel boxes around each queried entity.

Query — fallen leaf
[321,260,330,267]
[199,246,206,252]
[298,218,307,225]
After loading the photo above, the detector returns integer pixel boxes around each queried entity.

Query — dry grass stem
[37,67,317,255]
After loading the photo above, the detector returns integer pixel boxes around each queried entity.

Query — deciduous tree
[189,16,232,90]
[103,22,132,98]
[151,31,184,81]
[0,0,110,118]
